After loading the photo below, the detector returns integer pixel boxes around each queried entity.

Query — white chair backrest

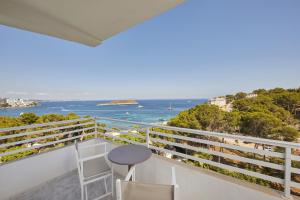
[116,166,178,200]
[74,141,108,184]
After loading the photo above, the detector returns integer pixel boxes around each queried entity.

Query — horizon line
[39,98,209,102]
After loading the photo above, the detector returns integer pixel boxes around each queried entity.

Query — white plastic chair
[75,141,113,200]
[116,166,178,200]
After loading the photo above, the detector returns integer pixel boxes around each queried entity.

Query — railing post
[146,127,150,148]
[94,117,98,138]
[284,147,292,199]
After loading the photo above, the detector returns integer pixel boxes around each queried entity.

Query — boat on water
[158,118,166,122]
[168,103,173,110]
[137,105,144,108]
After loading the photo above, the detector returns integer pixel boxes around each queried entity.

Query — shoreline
[0,104,40,110]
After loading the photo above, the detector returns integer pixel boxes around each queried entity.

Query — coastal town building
[208,97,233,112]
[246,93,258,98]
[209,97,226,107]
[0,98,7,105]
[0,98,37,108]
[209,93,257,112]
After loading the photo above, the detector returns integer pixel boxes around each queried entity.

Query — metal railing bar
[97,124,146,133]
[100,127,146,140]
[96,117,151,127]
[1,117,298,194]
[291,167,300,174]
[96,117,300,148]
[151,138,284,171]
[150,131,284,158]
[122,132,146,140]
[291,181,300,189]
[0,132,95,157]
[291,155,300,162]
[98,133,144,146]
[0,121,94,140]
[100,126,136,134]
[0,127,94,148]
[0,117,93,132]
[150,145,284,184]
[100,127,140,137]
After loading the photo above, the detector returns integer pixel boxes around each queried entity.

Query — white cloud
[6,91,28,95]
[35,92,49,96]
[80,92,96,96]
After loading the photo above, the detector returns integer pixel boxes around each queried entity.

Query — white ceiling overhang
[0,0,184,46]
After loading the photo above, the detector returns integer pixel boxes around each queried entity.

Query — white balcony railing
[1,117,300,199]
[0,117,96,158]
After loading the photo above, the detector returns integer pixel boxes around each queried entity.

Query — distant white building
[0,98,7,105]
[246,93,257,98]
[209,97,227,107]
[225,102,233,112]
[209,97,233,112]
[0,98,36,107]
[6,98,24,107]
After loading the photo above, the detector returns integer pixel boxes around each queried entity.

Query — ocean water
[0,99,206,123]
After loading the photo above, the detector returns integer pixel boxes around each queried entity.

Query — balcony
[1,117,300,200]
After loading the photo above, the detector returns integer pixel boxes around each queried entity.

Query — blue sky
[0,0,299,100]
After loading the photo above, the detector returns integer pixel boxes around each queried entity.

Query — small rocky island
[97,100,138,106]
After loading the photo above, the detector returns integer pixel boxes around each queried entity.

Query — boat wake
[61,108,71,112]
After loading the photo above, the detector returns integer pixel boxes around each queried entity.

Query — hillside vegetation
[169,87,300,141]
[166,87,300,193]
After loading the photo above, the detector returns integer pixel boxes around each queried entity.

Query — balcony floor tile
[10,170,118,200]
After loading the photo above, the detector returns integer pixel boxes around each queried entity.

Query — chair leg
[81,186,84,200]
[85,186,88,200]
[133,167,135,181]
[112,166,114,197]
[104,177,108,193]
[116,179,121,200]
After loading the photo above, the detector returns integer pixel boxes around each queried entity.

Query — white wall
[0,140,286,200]
[0,140,95,200]
[0,139,127,200]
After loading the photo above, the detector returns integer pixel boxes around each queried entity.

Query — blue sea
[0,99,206,123]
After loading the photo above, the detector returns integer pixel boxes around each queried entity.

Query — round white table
[108,144,152,170]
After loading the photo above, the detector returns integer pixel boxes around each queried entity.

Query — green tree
[268,87,286,94]
[225,95,234,103]
[192,104,226,131]
[19,113,39,125]
[65,113,80,120]
[169,104,227,132]
[269,126,299,142]
[235,92,247,99]
[233,95,295,125]
[274,93,300,116]
[224,111,241,132]
[0,116,22,128]
[169,110,201,129]
[240,112,282,139]
[37,113,65,123]
[253,89,267,95]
